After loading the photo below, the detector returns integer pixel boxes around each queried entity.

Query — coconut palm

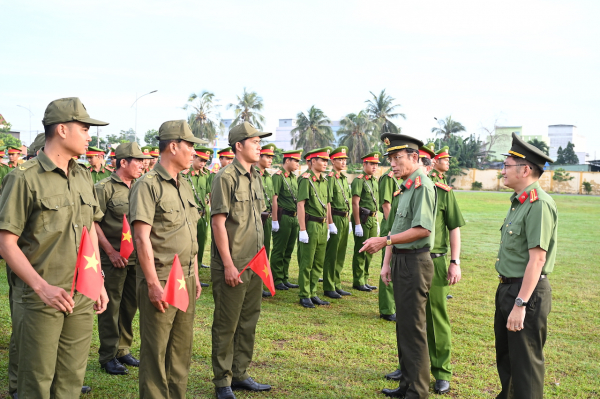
[290,106,334,151]
[183,91,223,142]
[527,138,550,155]
[337,111,378,164]
[365,89,405,134]
[227,88,266,129]
[432,116,466,140]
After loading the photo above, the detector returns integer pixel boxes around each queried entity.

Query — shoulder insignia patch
[275,170,282,175]
[434,182,452,191]
[439,173,444,179]
[404,179,413,189]
[328,171,334,177]
[312,175,317,182]
[146,174,154,179]
[518,191,528,204]
[284,172,289,178]
[357,174,363,179]
[302,172,311,179]
[431,172,437,178]
[388,171,394,178]
[336,173,340,179]
[393,189,401,197]
[365,175,370,180]
[530,189,539,203]
[415,176,422,188]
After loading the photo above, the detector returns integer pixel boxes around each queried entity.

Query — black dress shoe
[275,283,289,290]
[382,386,406,398]
[323,290,342,299]
[365,284,377,290]
[81,386,92,394]
[262,290,272,297]
[447,294,453,299]
[310,296,330,306]
[300,298,315,308]
[231,377,271,391]
[353,285,372,292]
[215,386,236,399]
[336,288,352,296]
[201,282,210,288]
[434,379,450,394]
[200,264,210,268]
[318,278,323,282]
[117,353,139,367]
[380,313,397,322]
[101,358,128,375]
[12,393,18,399]
[384,369,402,381]
[284,282,299,288]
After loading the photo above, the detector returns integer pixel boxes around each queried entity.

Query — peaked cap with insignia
[502,132,554,169]
[419,145,435,159]
[330,146,349,159]
[380,133,423,156]
[282,149,302,160]
[434,146,452,160]
[194,146,213,160]
[361,151,382,163]
[217,147,234,158]
[260,143,277,156]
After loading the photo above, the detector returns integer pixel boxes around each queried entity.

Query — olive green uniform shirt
[129,164,200,280]
[95,173,137,264]
[89,165,113,184]
[429,172,465,254]
[495,181,557,277]
[186,167,211,213]
[0,151,104,300]
[0,164,10,187]
[327,170,351,213]
[257,167,275,212]
[272,167,298,212]
[391,168,437,250]
[210,158,266,271]
[351,173,379,212]
[297,170,330,218]
[379,169,403,235]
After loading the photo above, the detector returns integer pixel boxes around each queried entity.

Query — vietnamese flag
[120,214,134,259]
[238,247,276,296]
[71,226,104,301]
[161,254,189,312]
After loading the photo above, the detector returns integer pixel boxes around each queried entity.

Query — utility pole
[131,90,158,137]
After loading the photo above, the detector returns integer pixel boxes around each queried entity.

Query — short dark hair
[231,139,248,155]
[421,157,432,166]
[116,157,134,170]
[158,139,183,153]
[44,123,58,140]
[283,157,296,164]
[522,159,543,178]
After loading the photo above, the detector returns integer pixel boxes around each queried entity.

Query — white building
[269,119,342,151]
[548,125,586,164]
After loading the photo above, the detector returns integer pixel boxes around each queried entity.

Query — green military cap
[42,97,108,127]
[116,142,153,159]
[28,133,46,156]
[260,143,277,156]
[380,133,423,156]
[150,146,160,157]
[361,151,382,163]
[141,146,152,157]
[282,149,302,160]
[156,120,206,144]
[502,132,554,169]
[194,146,214,160]
[7,145,22,154]
[217,147,235,158]
[434,146,452,160]
[424,142,436,153]
[330,146,349,159]
[303,147,331,161]
[228,121,272,147]
[419,145,435,159]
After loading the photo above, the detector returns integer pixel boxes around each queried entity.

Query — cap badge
[384,138,391,145]
[341,148,346,153]
[327,149,331,154]
[374,154,379,159]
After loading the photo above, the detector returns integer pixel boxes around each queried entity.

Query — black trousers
[494,277,551,399]
[392,251,434,399]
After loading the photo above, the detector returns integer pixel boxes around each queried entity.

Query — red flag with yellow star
[244,246,275,296]
[120,214,134,259]
[161,254,189,312]
[72,226,104,301]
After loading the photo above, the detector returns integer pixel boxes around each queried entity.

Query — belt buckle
[498,275,504,283]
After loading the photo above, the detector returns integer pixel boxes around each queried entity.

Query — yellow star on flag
[122,230,132,242]
[263,264,269,278]
[177,277,186,290]
[84,253,99,273]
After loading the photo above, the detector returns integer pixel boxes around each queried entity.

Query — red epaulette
[302,172,311,179]
[312,175,317,182]
[328,171,334,177]
[388,171,394,178]
[530,189,539,203]
[431,172,437,178]
[393,190,401,197]
[439,173,445,179]
[357,174,363,179]
[404,179,413,189]
[105,166,114,172]
[275,170,282,175]
[518,191,529,204]
[415,176,422,188]
[365,175,370,180]
[435,182,452,192]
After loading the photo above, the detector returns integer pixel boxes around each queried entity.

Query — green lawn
[0,192,599,398]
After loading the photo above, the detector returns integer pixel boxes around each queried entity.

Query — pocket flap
[187,198,199,208]
[40,195,70,211]
[80,192,96,206]
[234,191,249,201]
[507,224,522,235]
[159,201,177,213]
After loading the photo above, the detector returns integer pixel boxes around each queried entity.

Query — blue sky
[2,0,599,158]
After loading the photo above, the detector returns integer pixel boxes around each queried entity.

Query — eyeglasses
[502,164,528,169]
[388,155,406,162]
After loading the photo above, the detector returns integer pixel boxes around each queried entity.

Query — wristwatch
[515,297,528,307]
[386,235,392,246]
[450,259,460,265]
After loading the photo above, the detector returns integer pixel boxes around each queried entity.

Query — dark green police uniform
[494,133,557,399]
[297,149,332,300]
[383,133,437,399]
[351,152,380,288]
[210,122,271,388]
[129,121,202,399]
[270,151,301,286]
[0,148,9,187]
[378,168,403,316]
[257,143,277,259]
[323,147,352,293]
[89,165,112,184]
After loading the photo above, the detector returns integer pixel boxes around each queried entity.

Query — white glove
[272,221,279,232]
[299,230,309,244]
[354,224,363,237]
[377,222,380,236]
[349,222,352,234]
[328,223,338,234]
[327,230,330,241]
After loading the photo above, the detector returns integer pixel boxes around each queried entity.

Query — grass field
[0,192,599,398]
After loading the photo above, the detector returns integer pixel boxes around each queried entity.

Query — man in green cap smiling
[493,133,557,399]
[94,142,152,376]
[0,97,109,398]
[210,121,272,399]
[129,120,204,398]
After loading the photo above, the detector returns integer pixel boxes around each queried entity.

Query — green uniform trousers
[98,261,137,365]
[393,251,434,399]
[263,216,272,259]
[352,216,377,286]
[494,277,551,399]
[426,255,452,380]
[6,265,17,395]
[323,214,350,291]
[379,254,396,316]
[211,267,262,387]
[138,276,196,399]
[271,214,299,285]
[13,292,94,399]
[197,212,209,266]
[297,220,328,298]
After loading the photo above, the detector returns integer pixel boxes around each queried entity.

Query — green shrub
[471,181,483,190]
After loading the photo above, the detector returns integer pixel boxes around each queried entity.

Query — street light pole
[17,105,33,144]
[131,90,158,138]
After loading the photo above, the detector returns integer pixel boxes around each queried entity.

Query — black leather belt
[392,247,430,254]
[498,275,547,284]
[430,253,446,258]
[307,214,326,223]
[282,209,297,217]
[331,209,348,217]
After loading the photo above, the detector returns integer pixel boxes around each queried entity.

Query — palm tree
[336,111,378,164]
[365,89,405,134]
[527,138,550,155]
[290,106,334,151]
[227,88,266,129]
[183,91,223,142]
[432,116,466,140]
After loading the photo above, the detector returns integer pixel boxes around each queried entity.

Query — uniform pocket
[187,198,200,224]
[504,223,525,253]
[159,200,181,229]
[40,195,71,232]
[232,191,250,223]
[79,192,96,225]
[108,197,128,219]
